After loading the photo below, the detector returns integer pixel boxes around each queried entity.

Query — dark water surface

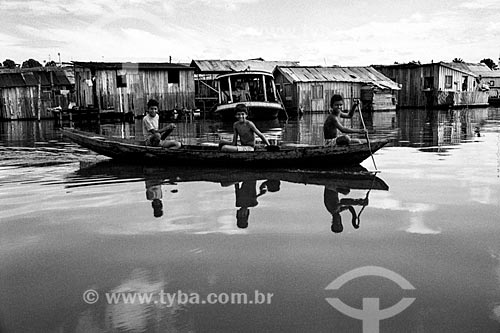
[0,108,499,332]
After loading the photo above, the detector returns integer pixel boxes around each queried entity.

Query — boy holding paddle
[323,94,367,146]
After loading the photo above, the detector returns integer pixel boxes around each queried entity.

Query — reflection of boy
[323,94,366,146]
[235,181,258,229]
[234,180,280,229]
[142,99,181,149]
[220,104,270,152]
[324,187,367,233]
[145,178,163,218]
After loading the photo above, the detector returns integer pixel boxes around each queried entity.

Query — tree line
[2,58,58,69]
[3,57,499,70]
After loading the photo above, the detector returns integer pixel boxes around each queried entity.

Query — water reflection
[0,120,61,146]
[69,107,495,150]
[324,185,368,233]
[231,179,281,229]
[1,109,499,332]
[396,108,490,150]
[1,107,498,151]
[72,161,389,234]
[145,175,164,218]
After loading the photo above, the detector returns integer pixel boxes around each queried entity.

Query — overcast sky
[1,0,499,66]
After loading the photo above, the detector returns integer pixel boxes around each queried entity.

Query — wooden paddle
[356,102,377,171]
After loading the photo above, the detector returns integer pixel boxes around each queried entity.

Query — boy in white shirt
[142,99,181,149]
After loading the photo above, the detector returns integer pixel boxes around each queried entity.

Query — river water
[0,108,499,332]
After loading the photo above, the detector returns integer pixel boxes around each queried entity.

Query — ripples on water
[1,108,500,332]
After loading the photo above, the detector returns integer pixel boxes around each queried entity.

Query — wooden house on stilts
[0,67,74,120]
[374,62,489,109]
[73,62,195,117]
[465,63,500,105]
[272,66,400,115]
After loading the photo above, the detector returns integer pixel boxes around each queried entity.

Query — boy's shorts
[236,145,254,151]
[325,135,350,146]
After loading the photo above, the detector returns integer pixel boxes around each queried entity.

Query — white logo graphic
[325,266,416,333]
[83,289,99,304]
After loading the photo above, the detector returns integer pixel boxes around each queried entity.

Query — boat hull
[62,128,389,168]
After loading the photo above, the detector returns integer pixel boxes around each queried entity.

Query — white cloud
[2,0,500,65]
[191,0,261,10]
[459,0,498,9]
[0,32,21,45]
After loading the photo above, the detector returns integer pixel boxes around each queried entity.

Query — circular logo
[82,289,99,304]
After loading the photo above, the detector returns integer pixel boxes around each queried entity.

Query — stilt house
[272,66,400,114]
[466,63,500,105]
[73,62,195,116]
[374,62,489,108]
[0,67,74,120]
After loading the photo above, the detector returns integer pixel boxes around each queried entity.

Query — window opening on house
[169,69,180,84]
[445,75,452,89]
[312,85,323,99]
[423,77,434,89]
[284,84,292,101]
[117,74,127,88]
[462,76,468,91]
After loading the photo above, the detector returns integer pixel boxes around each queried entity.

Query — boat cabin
[218,71,278,104]
[215,71,285,120]
[190,59,299,113]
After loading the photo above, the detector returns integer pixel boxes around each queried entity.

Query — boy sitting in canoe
[220,104,271,152]
[323,94,367,146]
[143,99,181,149]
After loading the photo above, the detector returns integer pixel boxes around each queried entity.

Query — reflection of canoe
[72,161,389,191]
[61,128,389,168]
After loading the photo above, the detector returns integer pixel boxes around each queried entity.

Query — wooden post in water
[37,80,42,121]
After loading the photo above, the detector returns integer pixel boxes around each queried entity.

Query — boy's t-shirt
[143,114,159,139]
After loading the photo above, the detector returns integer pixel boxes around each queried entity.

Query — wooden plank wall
[0,87,73,119]
[377,64,487,108]
[296,82,362,113]
[360,88,397,111]
[438,66,464,91]
[74,68,94,108]
[88,69,195,116]
[377,66,428,108]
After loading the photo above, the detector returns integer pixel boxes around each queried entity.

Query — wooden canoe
[61,128,389,168]
[71,161,389,191]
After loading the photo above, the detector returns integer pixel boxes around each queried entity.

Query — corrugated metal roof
[72,61,192,70]
[37,72,51,86]
[375,62,478,77]
[441,62,477,76]
[0,68,73,88]
[53,70,72,85]
[0,73,27,88]
[22,72,39,86]
[191,59,300,73]
[480,70,500,78]
[464,63,500,78]
[274,66,401,90]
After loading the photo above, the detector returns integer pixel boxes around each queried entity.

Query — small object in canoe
[265,145,280,152]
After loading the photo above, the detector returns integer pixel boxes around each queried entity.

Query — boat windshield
[219,74,277,104]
